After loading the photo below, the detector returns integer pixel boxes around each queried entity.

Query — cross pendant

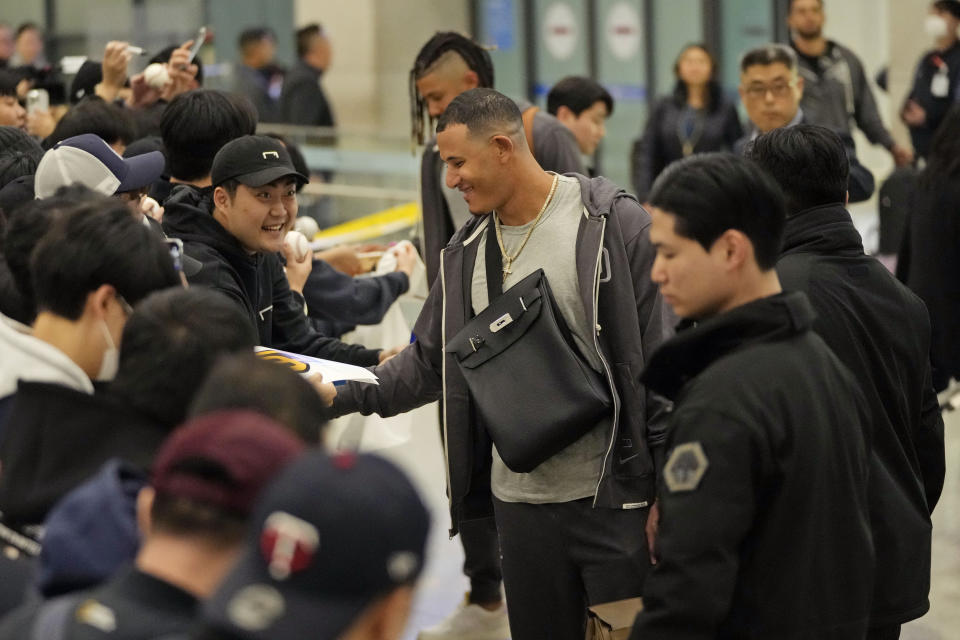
[502,259,512,282]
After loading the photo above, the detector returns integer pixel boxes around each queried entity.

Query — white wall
[294,0,469,137]
[373,1,470,139]
[886,0,934,146]
[294,0,379,133]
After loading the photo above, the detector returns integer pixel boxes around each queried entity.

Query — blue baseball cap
[34,133,165,199]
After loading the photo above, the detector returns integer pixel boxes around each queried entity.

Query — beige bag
[585,597,644,640]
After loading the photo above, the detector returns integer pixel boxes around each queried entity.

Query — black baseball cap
[202,451,430,640]
[211,135,308,188]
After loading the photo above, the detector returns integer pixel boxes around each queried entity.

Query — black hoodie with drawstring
[161,185,381,366]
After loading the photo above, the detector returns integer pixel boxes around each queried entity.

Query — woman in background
[897,104,960,392]
[631,43,742,200]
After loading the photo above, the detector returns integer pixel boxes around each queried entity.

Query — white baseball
[294,215,319,239]
[143,63,170,90]
[284,231,310,262]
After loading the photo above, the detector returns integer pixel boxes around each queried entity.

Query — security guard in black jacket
[748,125,945,639]
[631,154,874,639]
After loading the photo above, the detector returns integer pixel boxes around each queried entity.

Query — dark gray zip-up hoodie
[793,40,895,150]
[332,174,672,534]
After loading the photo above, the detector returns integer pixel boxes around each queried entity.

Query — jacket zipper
[439,247,455,537]
[591,214,620,508]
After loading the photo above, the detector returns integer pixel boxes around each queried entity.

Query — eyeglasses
[743,81,795,99]
[115,293,134,317]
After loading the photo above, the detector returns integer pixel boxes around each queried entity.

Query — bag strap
[521,106,538,158]
[483,220,579,353]
[485,216,503,301]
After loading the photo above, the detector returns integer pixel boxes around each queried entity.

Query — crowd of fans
[0,0,957,639]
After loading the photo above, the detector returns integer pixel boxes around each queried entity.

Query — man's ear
[136,486,155,538]
[794,74,805,99]
[86,284,116,321]
[555,105,576,125]
[212,185,231,211]
[491,134,516,162]
[716,229,752,272]
[464,69,480,90]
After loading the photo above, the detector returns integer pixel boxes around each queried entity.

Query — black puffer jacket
[162,185,380,365]
[778,203,945,627]
[632,292,874,639]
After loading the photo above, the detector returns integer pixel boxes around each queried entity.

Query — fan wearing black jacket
[631,153,874,639]
[747,125,944,639]
[162,135,391,366]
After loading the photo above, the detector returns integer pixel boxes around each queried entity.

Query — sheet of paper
[254,347,379,385]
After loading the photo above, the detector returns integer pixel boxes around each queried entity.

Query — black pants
[438,399,504,605]
[867,625,901,640]
[493,497,650,640]
[460,516,503,604]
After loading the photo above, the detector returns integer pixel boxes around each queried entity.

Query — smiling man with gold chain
[319,88,672,639]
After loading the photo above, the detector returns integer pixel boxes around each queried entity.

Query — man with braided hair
[412,31,585,287]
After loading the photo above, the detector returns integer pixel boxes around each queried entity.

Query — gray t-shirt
[441,164,475,231]
[472,175,608,504]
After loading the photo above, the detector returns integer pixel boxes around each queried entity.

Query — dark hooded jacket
[897,180,960,391]
[161,185,380,365]
[0,382,165,528]
[631,292,874,640]
[332,175,672,534]
[304,260,409,338]
[777,203,944,627]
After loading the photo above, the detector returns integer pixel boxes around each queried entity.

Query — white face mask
[925,15,950,39]
[96,319,119,382]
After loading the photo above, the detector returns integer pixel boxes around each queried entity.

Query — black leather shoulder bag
[445,218,611,473]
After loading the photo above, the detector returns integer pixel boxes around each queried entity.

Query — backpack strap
[521,106,538,159]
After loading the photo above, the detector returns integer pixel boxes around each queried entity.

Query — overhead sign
[606,2,642,61]
[543,2,578,61]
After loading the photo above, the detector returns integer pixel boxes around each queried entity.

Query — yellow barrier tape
[313,202,421,245]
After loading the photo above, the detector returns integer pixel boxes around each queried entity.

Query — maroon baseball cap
[151,410,305,515]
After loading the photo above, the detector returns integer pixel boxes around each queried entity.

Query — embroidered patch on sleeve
[663,442,709,492]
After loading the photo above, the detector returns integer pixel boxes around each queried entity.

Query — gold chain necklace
[494,174,559,283]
